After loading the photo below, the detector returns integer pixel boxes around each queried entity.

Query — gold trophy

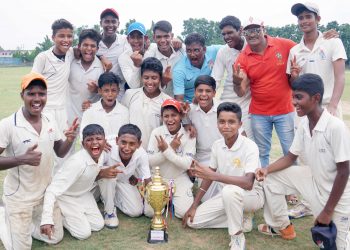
[146,166,173,243]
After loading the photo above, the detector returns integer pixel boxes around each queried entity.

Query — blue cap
[127,22,146,36]
[311,221,337,250]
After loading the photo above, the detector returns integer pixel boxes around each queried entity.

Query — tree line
[12,18,350,65]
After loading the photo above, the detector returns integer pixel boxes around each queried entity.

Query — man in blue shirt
[173,33,221,102]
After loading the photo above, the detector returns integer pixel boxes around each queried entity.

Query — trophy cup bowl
[146,166,170,243]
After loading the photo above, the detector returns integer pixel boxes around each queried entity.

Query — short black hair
[98,72,122,88]
[153,20,172,33]
[292,73,324,104]
[194,75,216,90]
[118,124,142,141]
[219,16,241,31]
[217,102,242,121]
[79,29,102,45]
[184,33,205,47]
[51,19,73,36]
[141,57,163,78]
[82,124,105,141]
[25,80,47,91]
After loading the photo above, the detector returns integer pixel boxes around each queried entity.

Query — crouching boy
[40,124,108,240]
[182,102,264,250]
[98,124,151,228]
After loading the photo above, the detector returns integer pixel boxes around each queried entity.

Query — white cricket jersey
[118,49,142,89]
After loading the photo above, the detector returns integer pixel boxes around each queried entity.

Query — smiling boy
[0,72,78,249]
[40,124,110,240]
[121,57,170,148]
[145,99,196,218]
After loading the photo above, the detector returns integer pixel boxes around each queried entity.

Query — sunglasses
[242,28,262,36]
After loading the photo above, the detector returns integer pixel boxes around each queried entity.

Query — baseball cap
[311,221,337,250]
[161,99,181,113]
[100,8,119,19]
[242,17,264,30]
[21,72,47,90]
[291,2,320,16]
[127,22,146,36]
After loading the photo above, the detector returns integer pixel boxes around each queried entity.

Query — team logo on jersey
[275,52,284,65]
[208,59,215,70]
[232,158,241,168]
[319,49,326,60]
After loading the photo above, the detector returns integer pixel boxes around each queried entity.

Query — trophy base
[147,229,168,244]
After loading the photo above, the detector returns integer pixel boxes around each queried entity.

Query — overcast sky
[1,0,349,50]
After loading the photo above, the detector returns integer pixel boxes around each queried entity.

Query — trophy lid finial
[153,166,163,184]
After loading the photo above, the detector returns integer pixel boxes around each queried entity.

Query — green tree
[120,19,136,35]
[181,18,223,45]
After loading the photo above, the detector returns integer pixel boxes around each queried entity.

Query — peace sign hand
[155,135,168,152]
[64,118,79,143]
[290,55,301,79]
[232,64,245,86]
[170,133,183,151]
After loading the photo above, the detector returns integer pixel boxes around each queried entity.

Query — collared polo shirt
[236,36,296,115]
[289,110,350,212]
[173,45,221,102]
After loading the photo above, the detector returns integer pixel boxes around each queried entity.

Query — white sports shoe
[104,208,119,229]
[230,233,245,250]
[288,202,313,219]
[242,212,253,233]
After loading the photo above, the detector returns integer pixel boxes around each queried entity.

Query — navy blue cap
[311,221,337,250]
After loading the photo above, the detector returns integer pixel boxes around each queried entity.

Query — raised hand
[162,65,172,87]
[255,167,268,182]
[99,163,124,179]
[22,144,42,166]
[81,100,92,111]
[155,135,168,152]
[232,63,244,86]
[180,101,190,115]
[171,38,183,51]
[64,118,79,143]
[170,133,183,151]
[40,224,54,240]
[130,51,143,67]
[103,141,112,152]
[290,55,301,80]
[87,80,98,93]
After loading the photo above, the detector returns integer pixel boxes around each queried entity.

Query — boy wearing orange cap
[0,73,78,249]
[145,98,196,218]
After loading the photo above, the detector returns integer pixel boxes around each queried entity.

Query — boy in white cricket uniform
[287,2,347,119]
[0,72,78,250]
[144,20,185,97]
[118,22,149,89]
[32,19,75,132]
[256,74,350,249]
[145,99,196,218]
[211,16,252,139]
[97,8,130,99]
[121,57,170,148]
[80,72,129,145]
[98,124,151,228]
[68,29,104,125]
[40,124,114,240]
[183,102,264,250]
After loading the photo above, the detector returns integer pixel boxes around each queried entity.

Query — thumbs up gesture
[22,144,42,166]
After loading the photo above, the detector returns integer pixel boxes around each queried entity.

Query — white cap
[291,2,320,16]
[242,17,264,30]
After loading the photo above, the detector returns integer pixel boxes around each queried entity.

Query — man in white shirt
[146,99,196,218]
[97,8,130,99]
[122,57,170,148]
[68,29,104,126]
[144,20,185,97]
[80,72,129,145]
[183,102,263,250]
[40,124,113,240]
[118,22,150,89]
[98,124,151,228]
[256,74,350,249]
[211,16,252,139]
[0,72,78,250]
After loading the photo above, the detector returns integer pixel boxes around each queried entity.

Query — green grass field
[0,67,349,250]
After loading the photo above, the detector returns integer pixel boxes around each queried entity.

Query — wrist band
[199,187,207,193]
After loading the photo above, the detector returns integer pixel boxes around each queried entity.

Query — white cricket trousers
[144,174,194,219]
[98,178,144,217]
[57,192,104,240]
[263,165,350,249]
[2,199,63,250]
[187,184,264,235]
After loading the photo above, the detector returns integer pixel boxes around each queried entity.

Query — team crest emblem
[275,52,284,65]
[232,158,241,168]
